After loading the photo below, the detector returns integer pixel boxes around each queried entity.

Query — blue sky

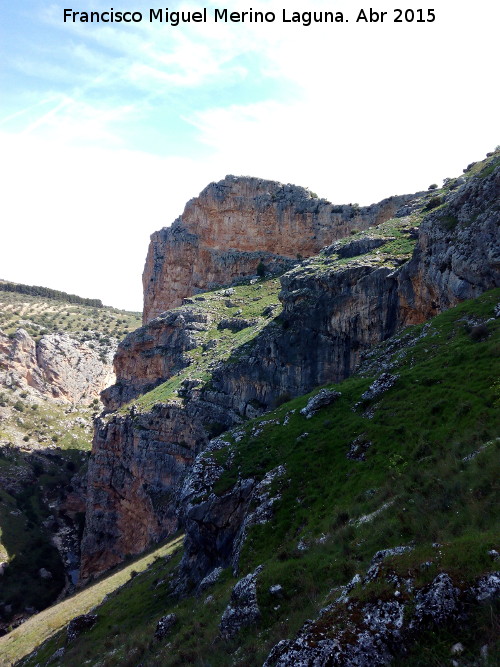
[1,0,499,310]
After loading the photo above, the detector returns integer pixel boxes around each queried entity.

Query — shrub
[469,323,489,342]
[428,183,438,190]
[425,196,442,211]
[257,261,266,278]
[13,400,24,412]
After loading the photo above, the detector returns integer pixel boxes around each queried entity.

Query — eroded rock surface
[0,329,115,403]
[81,166,500,580]
[143,175,418,322]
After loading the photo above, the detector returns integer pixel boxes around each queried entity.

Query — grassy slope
[126,277,284,412]
[17,288,499,667]
[0,535,183,667]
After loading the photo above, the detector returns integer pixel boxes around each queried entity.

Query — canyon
[80,161,500,581]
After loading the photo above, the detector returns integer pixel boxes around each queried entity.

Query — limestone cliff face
[210,166,499,414]
[101,309,209,411]
[142,175,416,323]
[399,165,500,324]
[0,329,115,403]
[79,399,235,579]
[81,163,500,580]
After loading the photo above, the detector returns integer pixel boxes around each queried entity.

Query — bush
[469,323,489,342]
[256,261,266,278]
[13,400,24,412]
[425,196,442,211]
[428,183,438,190]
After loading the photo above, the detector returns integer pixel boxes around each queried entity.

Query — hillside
[0,287,141,634]
[81,150,499,581]
[0,149,498,666]
[9,288,499,666]
[0,288,140,342]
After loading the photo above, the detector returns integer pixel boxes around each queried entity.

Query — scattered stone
[300,389,341,419]
[451,642,465,655]
[360,373,399,402]
[269,584,283,596]
[371,546,414,566]
[39,567,53,579]
[218,317,257,332]
[262,304,278,316]
[67,613,98,642]
[155,613,178,640]
[199,566,223,592]
[219,566,263,639]
[47,647,65,663]
[410,573,460,630]
[488,549,499,561]
[471,572,500,602]
[347,434,372,461]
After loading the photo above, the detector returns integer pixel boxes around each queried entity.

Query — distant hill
[0,281,103,308]
[0,283,141,342]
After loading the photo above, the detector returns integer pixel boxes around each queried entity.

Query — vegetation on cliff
[12,288,499,666]
[1,150,498,665]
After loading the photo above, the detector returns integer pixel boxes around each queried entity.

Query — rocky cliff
[0,329,115,403]
[142,175,418,323]
[80,156,500,581]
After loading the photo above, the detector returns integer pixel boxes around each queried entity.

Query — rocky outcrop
[142,175,418,322]
[81,163,500,580]
[263,569,498,666]
[204,165,500,414]
[399,164,500,324]
[219,566,263,639]
[101,309,208,410]
[0,329,115,403]
[79,400,236,580]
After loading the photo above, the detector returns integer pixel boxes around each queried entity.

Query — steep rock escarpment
[399,164,500,323]
[101,309,209,411]
[207,165,500,411]
[80,400,236,579]
[81,163,499,580]
[143,175,418,322]
[0,329,115,403]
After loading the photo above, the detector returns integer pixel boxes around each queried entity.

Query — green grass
[123,277,283,412]
[15,289,499,666]
[0,535,183,667]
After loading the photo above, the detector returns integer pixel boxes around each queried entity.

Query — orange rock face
[142,176,414,323]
